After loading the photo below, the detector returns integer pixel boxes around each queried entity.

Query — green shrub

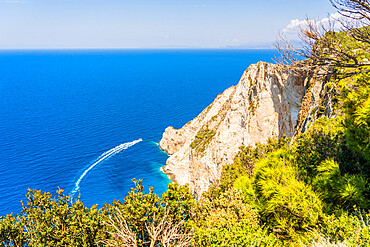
[0,181,195,247]
[102,179,194,246]
[0,188,106,247]
[192,188,279,246]
[292,117,344,181]
[314,210,370,246]
[292,117,368,183]
[205,136,289,199]
[235,149,323,242]
[0,214,27,247]
[339,71,370,164]
[312,159,369,212]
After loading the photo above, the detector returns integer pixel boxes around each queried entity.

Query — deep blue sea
[0,49,276,215]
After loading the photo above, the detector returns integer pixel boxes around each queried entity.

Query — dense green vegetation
[195,111,370,245]
[0,181,195,246]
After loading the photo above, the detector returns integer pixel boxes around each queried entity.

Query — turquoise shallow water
[0,49,277,215]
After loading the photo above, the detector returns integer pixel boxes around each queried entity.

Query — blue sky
[0,0,337,49]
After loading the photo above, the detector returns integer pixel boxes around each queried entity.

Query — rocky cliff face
[159,61,328,197]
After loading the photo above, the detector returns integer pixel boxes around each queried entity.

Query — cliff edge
[159,61,329,197]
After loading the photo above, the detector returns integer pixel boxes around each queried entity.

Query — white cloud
[282,12,345,34]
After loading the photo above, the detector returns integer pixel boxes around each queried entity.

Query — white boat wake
[71,138,142,194]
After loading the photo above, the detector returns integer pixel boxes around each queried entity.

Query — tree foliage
[0,181,195,247]
[235,149,323,243]
[275,0,370,82]
[0,188,106,246]
[191,188,279,246]
[101,180,194,247]
[338,70,370,163]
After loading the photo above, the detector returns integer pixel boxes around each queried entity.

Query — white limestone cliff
[159,61,327,197]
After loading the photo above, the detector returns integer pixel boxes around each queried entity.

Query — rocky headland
[159,61,332,197]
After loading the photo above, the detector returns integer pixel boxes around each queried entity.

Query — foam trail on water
[71,138,142,194]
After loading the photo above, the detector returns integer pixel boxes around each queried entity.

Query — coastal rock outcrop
[159,61,328,197]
